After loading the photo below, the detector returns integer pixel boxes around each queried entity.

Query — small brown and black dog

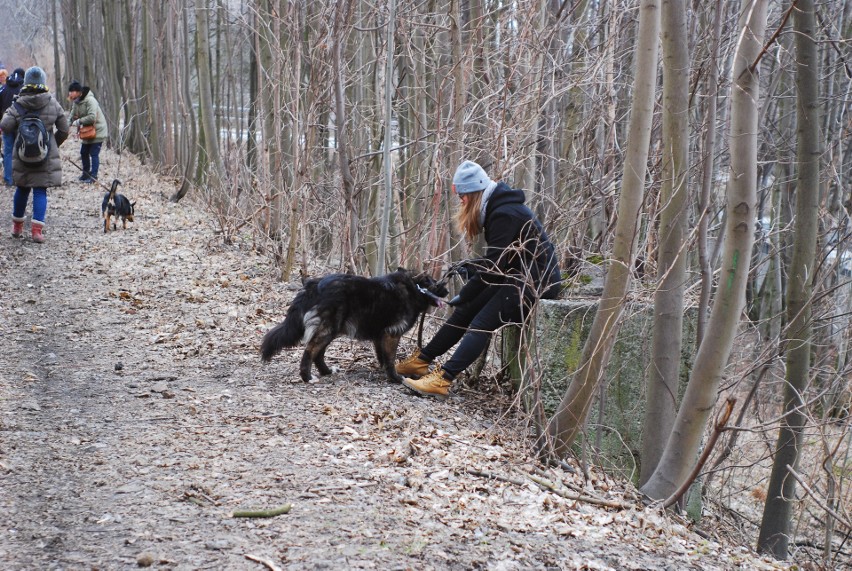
[101,179,135,233]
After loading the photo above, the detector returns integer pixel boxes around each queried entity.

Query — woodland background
[1,0,850,566]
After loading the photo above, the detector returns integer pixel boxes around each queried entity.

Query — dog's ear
[413,272,435,289]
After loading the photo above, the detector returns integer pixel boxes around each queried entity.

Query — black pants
[420,284,529,378]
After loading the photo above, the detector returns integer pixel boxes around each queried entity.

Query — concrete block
[502,298,696,480]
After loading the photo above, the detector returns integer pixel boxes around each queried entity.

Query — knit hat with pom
[24,66,47,87]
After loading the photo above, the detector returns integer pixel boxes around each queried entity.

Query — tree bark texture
[545,0,660,457]
[758,0,821,559]
[641,0,690,486]
[640,0,768,501]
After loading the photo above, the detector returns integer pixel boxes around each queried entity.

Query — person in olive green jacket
[67,80,107,183]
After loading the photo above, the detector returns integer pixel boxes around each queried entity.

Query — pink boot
[12,219,24,238]
[31,222,44,244]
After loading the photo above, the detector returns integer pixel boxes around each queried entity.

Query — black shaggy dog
[101,179,135,233]
[260,269,448,383]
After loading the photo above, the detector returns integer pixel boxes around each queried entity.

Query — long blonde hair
[455,190,484,238]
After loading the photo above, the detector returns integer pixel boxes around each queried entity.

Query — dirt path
[0,149,785,570]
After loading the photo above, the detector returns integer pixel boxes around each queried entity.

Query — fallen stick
[465,468,528,486]
[245,553,283,571]
[307,481,378,493]
[465,468,629,510]
[527,473,630,510]
[232,504,292,518]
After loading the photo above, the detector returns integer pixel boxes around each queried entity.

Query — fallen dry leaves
[0,147,797,570]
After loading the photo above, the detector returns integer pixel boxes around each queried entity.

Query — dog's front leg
[377,334,403,383]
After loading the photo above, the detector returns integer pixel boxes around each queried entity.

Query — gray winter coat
[0,90,69,188]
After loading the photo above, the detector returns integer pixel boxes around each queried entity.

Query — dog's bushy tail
[259,285,316,362]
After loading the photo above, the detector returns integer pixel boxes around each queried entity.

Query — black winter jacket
[0,70,24,118]
[457,182,561,303]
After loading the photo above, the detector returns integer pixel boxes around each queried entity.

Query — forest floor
[0,148,792,570]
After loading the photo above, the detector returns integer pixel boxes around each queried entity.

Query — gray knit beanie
[24,66,46,87]
[452,161,492,195]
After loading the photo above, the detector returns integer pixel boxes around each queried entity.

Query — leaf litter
[0,148,791,570]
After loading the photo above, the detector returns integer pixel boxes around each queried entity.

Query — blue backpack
[13,102,50,167]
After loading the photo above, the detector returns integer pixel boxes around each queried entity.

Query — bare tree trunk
[584,0,621,253]
[171,2,199,202]
[142,0,160,164]
[757,59,793,345]
[697,2,725,347]
[283,1,303,282]
[60,1,81,82]
[333,0,357,270]
[641,0,768,501]
[545,0,660,457]
[100,1,124,147]
[119,0,145,154]
[258,0,283,242]
[376,0,395,276]
[195,0,226,190]
[758,0,821,558]
[510,0,545,193]
[641,0,690,486]
[396,17,429,266]
[52,1,63,94]
[468,0,491,168]
[445,0,465,264]
[417,5,449,269]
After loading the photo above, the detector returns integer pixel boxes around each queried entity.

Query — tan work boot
[396,352,430,378]
[402,369,451,400]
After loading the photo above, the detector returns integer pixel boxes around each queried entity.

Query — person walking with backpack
[67,80,107,183]
[0,68,25,186]
[0,66,69,243]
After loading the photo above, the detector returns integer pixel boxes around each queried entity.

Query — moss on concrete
[502,298,696,482]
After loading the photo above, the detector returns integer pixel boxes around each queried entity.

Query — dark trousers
[81,142,103,181]
[420,285,528,378]
[2,132,14,185]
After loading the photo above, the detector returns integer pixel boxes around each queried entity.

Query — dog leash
[64,157,114,192]
[415,261,471,349]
